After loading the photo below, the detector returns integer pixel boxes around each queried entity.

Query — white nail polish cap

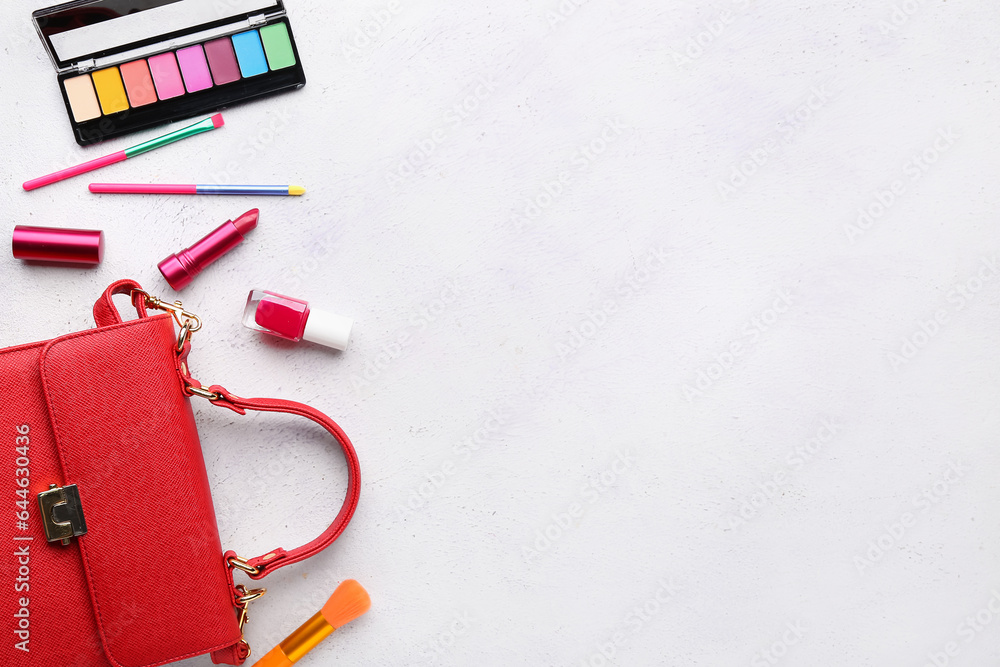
[303,309,354,351]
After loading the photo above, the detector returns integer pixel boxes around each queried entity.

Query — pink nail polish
[243,290,353,350]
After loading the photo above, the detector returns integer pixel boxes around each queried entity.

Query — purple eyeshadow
[205,38,242,85]
[176,45,213,92]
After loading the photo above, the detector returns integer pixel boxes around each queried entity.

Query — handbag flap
[39,315,241,667]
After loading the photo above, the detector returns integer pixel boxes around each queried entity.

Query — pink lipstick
[158,208,258,290]
[243,290,353,350]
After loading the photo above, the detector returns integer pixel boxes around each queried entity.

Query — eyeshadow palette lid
[33,0,287,73]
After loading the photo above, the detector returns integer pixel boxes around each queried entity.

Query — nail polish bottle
[243,290,353,351]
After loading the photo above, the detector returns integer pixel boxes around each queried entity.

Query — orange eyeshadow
[120,60,157,107]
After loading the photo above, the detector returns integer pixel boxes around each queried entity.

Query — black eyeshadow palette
[32,0,307,145]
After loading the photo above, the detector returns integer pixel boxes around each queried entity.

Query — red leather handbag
[0,280,361,667]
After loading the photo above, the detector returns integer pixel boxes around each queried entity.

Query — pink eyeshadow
[148,53,185,99]
[177,45,213,93]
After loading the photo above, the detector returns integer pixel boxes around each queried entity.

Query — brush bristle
[212,114,225,129]
[320,580,371,629]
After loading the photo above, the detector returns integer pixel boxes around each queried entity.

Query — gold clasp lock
[37,484,88,546]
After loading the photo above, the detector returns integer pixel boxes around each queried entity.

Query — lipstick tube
[158,208,259,290]
[243,290,353,350]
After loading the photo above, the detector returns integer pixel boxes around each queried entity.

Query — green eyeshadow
[260,23,296,71]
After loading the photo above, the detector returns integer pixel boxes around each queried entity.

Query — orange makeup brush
[253,580,371,667]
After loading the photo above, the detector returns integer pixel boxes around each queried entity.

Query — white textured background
[2,1,1000,665]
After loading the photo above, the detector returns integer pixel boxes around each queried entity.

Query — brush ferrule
[125,116,218,158]
[280,612,335,662]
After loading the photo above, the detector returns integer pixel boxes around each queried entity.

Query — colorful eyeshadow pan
[205,38,242,85]
[260,23,296,70]
[91,67,129,114]
[64,75,101,122]
[120,60,157,107]
[232,30,269,78]
[177,45,213,93]
[149,52,185,100]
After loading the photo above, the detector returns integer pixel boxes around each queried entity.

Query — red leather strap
[93,279,148,327]
[205,385,361,580]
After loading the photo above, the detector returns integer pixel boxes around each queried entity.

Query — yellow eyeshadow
[91,67,130,114]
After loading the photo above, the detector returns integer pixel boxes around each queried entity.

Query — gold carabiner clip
[131,290,222,400]
[131,289,203,351]
[228,554,267,659]
[233,584,267,658]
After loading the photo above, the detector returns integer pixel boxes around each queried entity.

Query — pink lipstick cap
[12,226,104,266]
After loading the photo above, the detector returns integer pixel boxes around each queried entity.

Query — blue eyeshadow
[232,30,269,77]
